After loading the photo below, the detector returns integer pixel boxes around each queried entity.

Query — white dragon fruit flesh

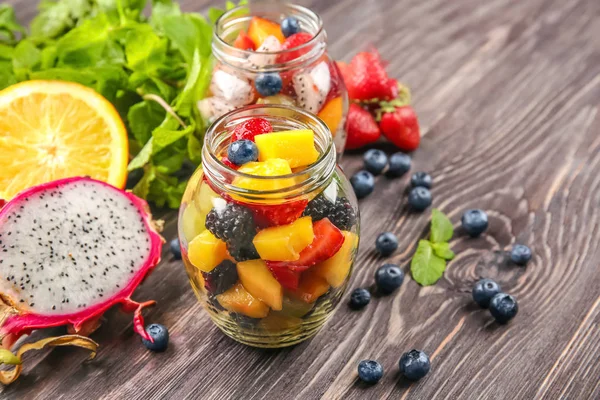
[0,177,163,351]
[293,61,332,113]
[309,61,331,98]
[248,35,282,69]
[197,97,236,122]
[210,69,255,106]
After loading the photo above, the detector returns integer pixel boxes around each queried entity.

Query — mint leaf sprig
[411,209,456,286]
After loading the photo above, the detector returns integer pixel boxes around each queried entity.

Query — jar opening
[213,3,326,72]
[202,105,335,203]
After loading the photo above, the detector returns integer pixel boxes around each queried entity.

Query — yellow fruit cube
[216,283,270,318]
[318,97,344,136]
[188,230,227,272]
[233,158,295,193]
[255,129,320,168]
[237,260,283,310]
[314,231,358,288]
[253,216,314,261]
[181,205,206,242]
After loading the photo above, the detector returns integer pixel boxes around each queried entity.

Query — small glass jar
[178,105,359,347]
[200,3,348,159]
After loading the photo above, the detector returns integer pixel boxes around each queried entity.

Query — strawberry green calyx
[375,84,412,121]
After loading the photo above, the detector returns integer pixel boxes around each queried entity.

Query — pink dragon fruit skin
[0,177,164,348]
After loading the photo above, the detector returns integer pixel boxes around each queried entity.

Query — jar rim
[202,104,336,200]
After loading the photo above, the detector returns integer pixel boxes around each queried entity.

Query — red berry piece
[346,103,381,150]
[250,199,308,228]
[267,264,301,290]
[231,117,273,142]
[379,106,421,151]
[277,32,313,63]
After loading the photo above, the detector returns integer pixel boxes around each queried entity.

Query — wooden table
[4,0,600,398]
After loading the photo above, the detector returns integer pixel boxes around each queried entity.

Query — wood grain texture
[3,0,600,399]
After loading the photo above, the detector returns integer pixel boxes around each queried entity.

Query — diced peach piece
[314,231,358,288]
[255,129,319,168]
[248,17,285,48]
[291,268,330,303]
[233,158,295,193]
[318,97,344,136]
[216,283,270,318]
[181,205,207,242]
[253,216,314,261]
[237,260,283,310]
[188,230,227,272]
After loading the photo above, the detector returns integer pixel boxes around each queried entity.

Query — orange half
[0,81,128,200]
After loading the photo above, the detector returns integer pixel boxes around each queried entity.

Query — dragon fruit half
[0,177,163,373]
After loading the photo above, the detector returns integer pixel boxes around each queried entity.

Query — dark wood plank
[3,0,600,399]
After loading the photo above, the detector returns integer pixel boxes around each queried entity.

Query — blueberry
[375,264,404,294]
[461,209,489,237]
[410,172,432,188]
[510,245,532,266]
[408,187,432,211]
[399,350,430,381]
[357,360,383,384]
[255,72,283,96]
[375,232,398,256]
[349,288,371,310]
[489,293,518,324]
[228,139,258,165]
[472,278,501,308]
[363,149,388,175]
[141,323,169,352]
[281,16,301,37]
[169,238,182,260]
[350,170,375,199]
[387,152,411,177]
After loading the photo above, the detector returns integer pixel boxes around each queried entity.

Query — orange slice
[0,80,128,200]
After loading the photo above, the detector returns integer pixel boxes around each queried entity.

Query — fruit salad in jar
[199,3,348,159]
[178,105,359,347]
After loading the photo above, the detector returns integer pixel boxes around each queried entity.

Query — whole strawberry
[345,51,398,101]
[346,103,381,150]
[379,106,420,151]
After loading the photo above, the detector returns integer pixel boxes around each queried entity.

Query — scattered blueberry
[169,238,182,260]
[472,278,501,308]
[281,16,301,37]
[255,72,283,96]
[387,152,411,177]
[399,350,431,381]
[410,172,432,188]
[510,245,532,266]
[375,264,404,294]
[349,288,371,310]
[408,187,432,211]
[228,139,258,165]
[141,323,169,352]
[350,170,375,199]
[461,209,489,237]
[363,149,388,175]
[489,293,518,324]
[357,360,384,384]
[375,232,398,256]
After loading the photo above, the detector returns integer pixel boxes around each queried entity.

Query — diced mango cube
[291,268,330,303]
[314,231,358,288]
[181,205,206,242]
[318,97,344,136]
[216,283,270,318]
[237,260,283,310]
[188,230,228,272]
[255,129,320,168]
[253,216,314,261]
[247,17,285,47]
[233,158,295,193]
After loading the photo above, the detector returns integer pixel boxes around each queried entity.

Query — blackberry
[203,260,238,295]
[205,203,256,243]
[227,239,260,262]
[303,195,356,231]
[303,194,335,221]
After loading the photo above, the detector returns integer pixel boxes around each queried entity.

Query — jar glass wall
[179,105,359,347]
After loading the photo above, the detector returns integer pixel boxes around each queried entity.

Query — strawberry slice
[250,200,308,228]
[268,264,301,290]
[221,156,239,170]
[233,31,256,51]
[268,218,345,271]
[277,32,313,63]
[231,117,273,142]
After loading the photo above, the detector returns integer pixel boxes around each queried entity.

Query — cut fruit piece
[233,30,256,50]
[256,94,296,105]
[247,17,285,47]
[268,264,302,290]
[181,205,207,242]
[267,218,344,271]
[318,97,344,136]
[188,230,228,272]
[290,268,330,303]
[233,158,295,193]
[237,260,283,310]
[0,80,129,200]
[255,129,319,168]
[195,181,222,213]
[314,231,358,288]
[276,32,313,63]
[216,283,270,318]
[253,216,314,261]
[259,313,302,331]
[249,199,308,228]
[280,295,315,317]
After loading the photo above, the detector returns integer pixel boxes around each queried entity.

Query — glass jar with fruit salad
[199,3,348,160]
[179,104,359,347]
